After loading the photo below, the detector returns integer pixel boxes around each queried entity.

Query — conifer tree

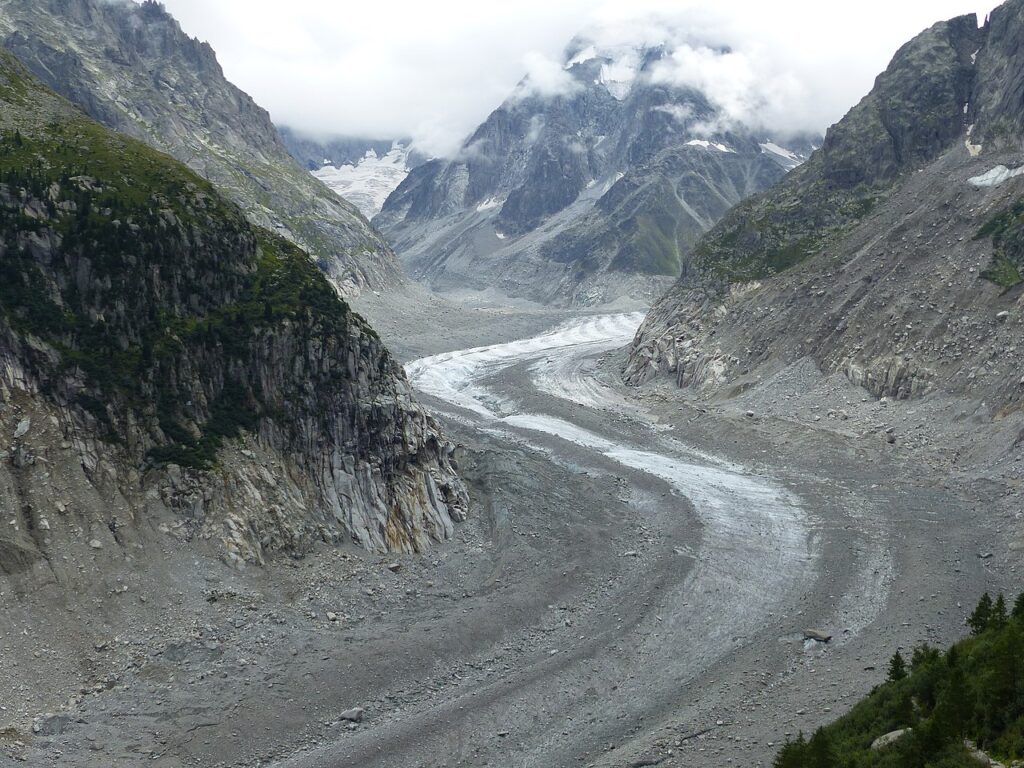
[969,592,994,635]
[888,650,908,682]
[807,728,837,768]
[993,593,1008,629]
[773,733,806,768]
[1014,592,1024,620]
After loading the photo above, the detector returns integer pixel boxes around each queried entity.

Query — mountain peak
[375,27,815,306]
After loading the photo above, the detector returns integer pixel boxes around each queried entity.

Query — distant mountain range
[374,36,817,306]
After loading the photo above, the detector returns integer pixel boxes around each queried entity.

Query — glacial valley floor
[1,289,1019,768]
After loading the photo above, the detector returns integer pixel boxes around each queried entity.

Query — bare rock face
[0,0,405,296]
[625,2,1024,416]
[0,53,466,576]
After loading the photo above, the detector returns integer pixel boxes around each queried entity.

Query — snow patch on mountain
[599,52,641,100]
[565,45,598,69]
[759,140,804,170]
[968,164,1024,188]
[313,142,412,218]
[687,139,735,153]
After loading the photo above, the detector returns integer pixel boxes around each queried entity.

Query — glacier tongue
[313,142,412,218]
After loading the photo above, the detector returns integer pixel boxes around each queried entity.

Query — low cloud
[652,103,696,124]
[516,51,581,99]
[156,0,999,157]
[648,43,808,136]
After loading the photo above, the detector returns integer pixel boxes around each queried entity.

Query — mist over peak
[151,0,997,159]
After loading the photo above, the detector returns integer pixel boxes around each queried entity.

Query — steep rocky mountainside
[0,51,466,580]
[375,38,813,306]
[626,2,1024,418]
[0,0,405,296]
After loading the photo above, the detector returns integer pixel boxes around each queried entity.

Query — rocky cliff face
[626,3,1024,417]
[0,0,405,296]
[375,38,812,306]
[0,52,466,577]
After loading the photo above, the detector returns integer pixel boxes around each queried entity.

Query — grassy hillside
[776,593,1024,767]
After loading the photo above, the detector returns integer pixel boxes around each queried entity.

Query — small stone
[997,311,1010,323]
[326,612,338,622]
[13,419,30,439]
[89,539,103,550]
[386,562,401,573]
[339,707,364,723]
[803,629,832,643]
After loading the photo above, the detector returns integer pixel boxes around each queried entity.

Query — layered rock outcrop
[0,53,465,576]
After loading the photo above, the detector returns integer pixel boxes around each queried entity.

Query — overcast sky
[157,0,1001,157]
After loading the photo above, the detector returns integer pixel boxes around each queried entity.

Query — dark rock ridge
[0,52,466,573]
[626,2,1024,416]
[0,0,404,296]
[375,37,814,306]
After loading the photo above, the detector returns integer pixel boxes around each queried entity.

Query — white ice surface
[313,142,411,218]
[406,313,645,418]
[406,312,824,649]
[687,139,735,153]
[968,164,1024,188]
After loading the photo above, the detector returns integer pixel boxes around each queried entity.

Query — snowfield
[313,142,412,218]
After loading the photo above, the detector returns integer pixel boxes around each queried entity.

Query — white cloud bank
[156,0,1000,157]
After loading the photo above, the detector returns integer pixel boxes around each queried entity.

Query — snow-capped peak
[564,40,650,100]
[564,44,598,69]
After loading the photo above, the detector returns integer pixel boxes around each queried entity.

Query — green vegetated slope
[776,592,1024,767]
[0,0,403,293]
[0,49,386,470]
[976,198,1024,289]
